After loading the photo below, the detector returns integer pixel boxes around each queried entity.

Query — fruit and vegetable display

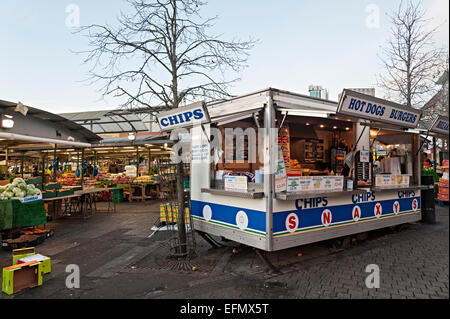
[83,178,99,188]
[114,174,132,184]
[56,177,81,186]
[0,178,41,200]
[133,175,158,184]
[97,173,115,181]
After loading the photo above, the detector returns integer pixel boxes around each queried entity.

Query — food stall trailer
[158,88,427,252]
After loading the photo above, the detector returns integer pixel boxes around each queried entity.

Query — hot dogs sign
[337,89,422,128]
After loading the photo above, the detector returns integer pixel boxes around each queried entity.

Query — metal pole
[5,148,8,179]
[53,144,57,182]
[433,137,437,174]
[41,153,45,190]
[20,153,24,178]
[136,146,140,177]
[264,90,275,252]
[81,148,84,188]
[148,149,151,175]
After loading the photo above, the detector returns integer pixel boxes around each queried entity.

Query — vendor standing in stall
[423,153,432,168]
[108,160,119,174]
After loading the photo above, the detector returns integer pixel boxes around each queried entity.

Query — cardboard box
[2,261,43,295]
[12,247,35,265]
[18,254,51,275]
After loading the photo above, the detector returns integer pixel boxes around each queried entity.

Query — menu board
[360,150,370,163]
[286,176,344,193]
[224,176,248,191]
[375,174,410,187]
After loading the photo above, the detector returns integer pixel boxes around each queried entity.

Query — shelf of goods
[133,175,159,184]
[113,174,133,185]
[56,177,80,187]
[83,178,99,189]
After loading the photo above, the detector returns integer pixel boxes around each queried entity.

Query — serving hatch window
[276,112,356,193]
[370,128,420,188]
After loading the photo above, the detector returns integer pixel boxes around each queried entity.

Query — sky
[0,0,448,114]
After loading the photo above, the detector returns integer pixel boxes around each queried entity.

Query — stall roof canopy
[206,88,339,123]
[0,99,101,144]
[60,108,154,134]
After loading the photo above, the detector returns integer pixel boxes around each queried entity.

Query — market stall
[0,99,101,243]
[158,88,427,252]
[424,115,449,204]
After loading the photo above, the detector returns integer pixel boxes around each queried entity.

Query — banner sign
[429,115,449,136]
[337,90,421,128]
[156,101,209,132]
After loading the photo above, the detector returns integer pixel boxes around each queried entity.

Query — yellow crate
[18,254,51,275]
[12,248,51,275]
[159,204,190,223]
[2,261,43,295]
[12,247,35,265]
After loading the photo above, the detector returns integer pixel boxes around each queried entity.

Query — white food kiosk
[158,88,427,252]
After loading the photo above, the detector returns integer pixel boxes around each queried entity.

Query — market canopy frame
[0,99,101,149]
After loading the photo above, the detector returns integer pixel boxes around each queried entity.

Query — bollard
[421,175,436,224]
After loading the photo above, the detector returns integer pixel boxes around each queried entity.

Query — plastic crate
[43,183,61,191]
[57,189,74,197]
[112,189,123,203]
[26,178,42,185]
[42,190,57,199]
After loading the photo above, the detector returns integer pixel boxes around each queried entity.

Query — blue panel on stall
[191,200,266,233]
[272,196,421,233]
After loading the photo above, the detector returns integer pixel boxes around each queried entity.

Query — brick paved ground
[0,201,448,299]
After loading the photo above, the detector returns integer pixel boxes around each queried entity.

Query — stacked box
[57,189,74,197]
[42,190,57,199]
[43,183,61,191]
[438,177,449,202]
[12,247,35,265]
[26,178,42,185]
[159,204,190,224]
[112,189,123,203]
[17,254,51,275]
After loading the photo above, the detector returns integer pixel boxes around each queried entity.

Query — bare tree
[78,0,257,111]
[77,0,257,257]
[377,0,445,109]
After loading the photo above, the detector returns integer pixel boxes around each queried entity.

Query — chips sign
[156,101,210,131]
[337,90,421,128]
[429,115,449,136]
